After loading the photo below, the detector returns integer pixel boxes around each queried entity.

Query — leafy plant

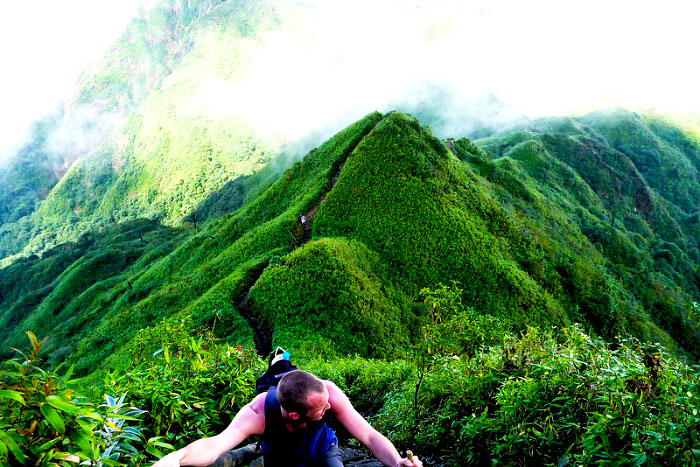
[375,325,700,466]
[104,319,265,450]
[414,283,506,408]
[0,331,149,466]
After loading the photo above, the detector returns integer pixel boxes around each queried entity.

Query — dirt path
[300,160,345,239]
[236,289,273,359]
[209,444,384,467]
[443,139,455,154]
[241,151,354,357]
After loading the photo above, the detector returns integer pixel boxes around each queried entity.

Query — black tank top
[261,386,338,465]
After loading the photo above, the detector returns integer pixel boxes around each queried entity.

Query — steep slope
[0,112,383,370]
[579,109,700,216]
[0,219,184,361]
[475,113,700,355]
[0,0,291,263]
[4,111,697,376]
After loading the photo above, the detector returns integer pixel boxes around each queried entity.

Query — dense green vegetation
[3,291,698,466]
[474,111,700,357]
[2,108,699,465]
[2,0,700,465]
[0,0,288,262]
[0,330,259,466]
[0,111,383,371]
[0,219,185,363]
[313,286,700,466]
[0,115,63,261]
[8,108,698,373]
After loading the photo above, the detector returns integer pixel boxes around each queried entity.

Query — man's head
[277,370,330,423]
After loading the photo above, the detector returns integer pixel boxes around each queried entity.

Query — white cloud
[188,0,700,145]
[2,0,699,163]
[0,0,140,161]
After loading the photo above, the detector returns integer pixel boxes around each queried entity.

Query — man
[153,370,422,467]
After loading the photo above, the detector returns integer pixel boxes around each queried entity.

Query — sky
[0,0,140,161]
[1,0,699,162]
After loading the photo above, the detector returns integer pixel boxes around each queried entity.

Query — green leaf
[105,413,139,421]
[45,395,83,414]
[61,364,75,384]
[40,404,65,434]
[35,438,61,452]
[27,331,41,353]
[70,431,96,460]
[149,440,175,449]
[120,444,139,457]
[0,390,25,406]
[117,432,142,442]
[8,360,26,373]
[105,394,115,407]
[100,459,123,467]
[632,453,647,466]
[0,431,26,464]
[66,376,88,385]
[146,446,166,457]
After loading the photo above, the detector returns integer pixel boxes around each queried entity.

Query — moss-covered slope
[475,112,700,356]
[0,0,291,262]
[1,110,699,374]
[0,112,383,371]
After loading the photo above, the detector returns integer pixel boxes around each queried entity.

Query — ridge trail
[238,118,378,358]
[238,157,349,357]
[300,160,345,241]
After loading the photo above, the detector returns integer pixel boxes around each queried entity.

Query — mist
[191,0,700,160]
[47,104,125,169]
[0,0,140,165]
[3,0,699,168]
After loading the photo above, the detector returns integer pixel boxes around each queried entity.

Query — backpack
[255,347,298,394]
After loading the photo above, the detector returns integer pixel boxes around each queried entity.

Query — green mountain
[2,107,699,465]
[1,1,700,465]
[0,0,698,378]
[2,108,699,368]
[0,0,290,263]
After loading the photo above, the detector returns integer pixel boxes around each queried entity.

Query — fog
[0,0,140,164]
[2,0,699,166]
[193,0,700,152]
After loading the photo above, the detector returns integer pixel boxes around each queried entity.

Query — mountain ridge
[1,1,700,464]
[2,110,698,373]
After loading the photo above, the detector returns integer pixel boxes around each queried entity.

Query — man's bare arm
[152,393,266,467]
[326,382,421,467]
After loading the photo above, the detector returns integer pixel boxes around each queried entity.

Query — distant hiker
[152,369,422,467]
[300,215,307,226]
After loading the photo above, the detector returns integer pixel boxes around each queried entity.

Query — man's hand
[152,450,183,467]
[397,455,423,467]
[150,394,266,467]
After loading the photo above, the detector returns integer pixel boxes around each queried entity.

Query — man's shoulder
[249,391,268,415]
[324,380,352,414]
[323,380,343,394]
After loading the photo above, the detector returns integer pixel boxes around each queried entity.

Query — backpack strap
[262,386,281,446]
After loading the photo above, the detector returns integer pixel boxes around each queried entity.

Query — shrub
[374,325,700,466]
[104,320,265,449]
[0,332,160,466]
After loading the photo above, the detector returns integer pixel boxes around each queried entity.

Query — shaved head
[277,370,326,415]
